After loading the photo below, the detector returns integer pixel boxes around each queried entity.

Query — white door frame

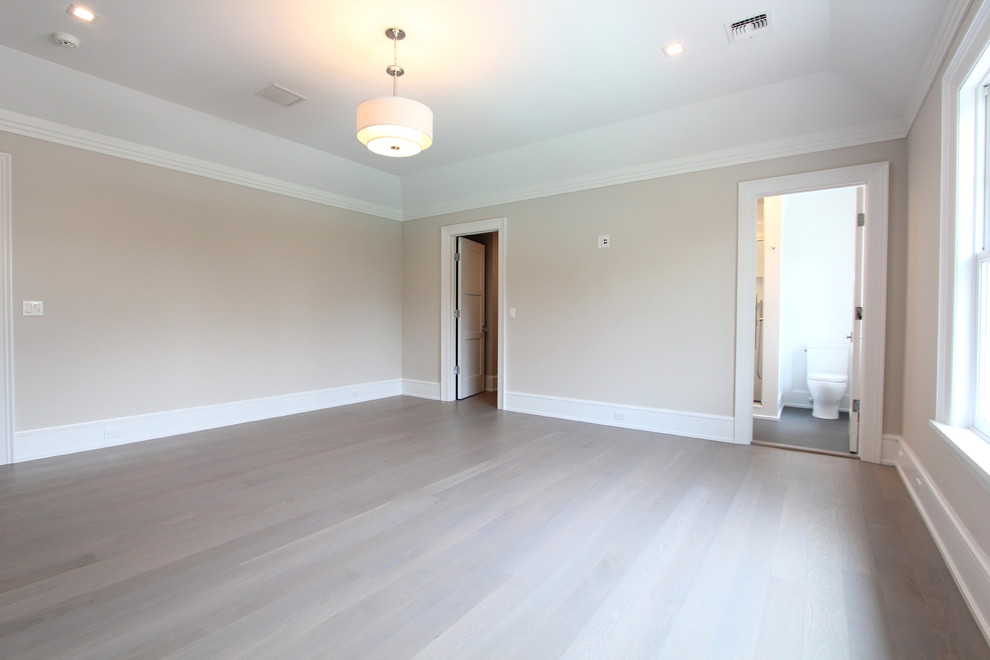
[440,217,507,408]
[0,154,13,465]
[735,162,889,463]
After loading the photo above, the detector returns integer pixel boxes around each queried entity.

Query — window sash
[976,251,990,438]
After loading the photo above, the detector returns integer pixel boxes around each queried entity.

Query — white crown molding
[13,379,402,463]
[0,105,905,225]
[0,108,403,222]
[400,118,907,221]
[903,0,974,134]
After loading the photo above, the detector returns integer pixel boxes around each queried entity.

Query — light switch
[22,301,44,316]
[509,307,517,318]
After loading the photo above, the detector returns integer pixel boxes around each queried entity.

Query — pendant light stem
[392,29,400,97]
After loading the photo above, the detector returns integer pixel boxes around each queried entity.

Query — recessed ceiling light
[67,4,98,22]
[663,41,685,57]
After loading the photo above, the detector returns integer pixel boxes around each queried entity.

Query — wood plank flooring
[0,394,987,659]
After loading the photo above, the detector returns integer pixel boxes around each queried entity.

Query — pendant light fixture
[356,27,433,157]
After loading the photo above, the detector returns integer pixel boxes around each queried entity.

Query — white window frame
[976,242,990,437]
[934,2,990,486]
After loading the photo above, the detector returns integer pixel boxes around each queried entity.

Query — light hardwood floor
[1,394,987,659]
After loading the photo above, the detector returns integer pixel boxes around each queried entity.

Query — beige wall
[903,46,990,553]
[403,140,908,429]
[4,132,402,431]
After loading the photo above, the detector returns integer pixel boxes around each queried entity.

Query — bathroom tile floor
[752,406,854,456]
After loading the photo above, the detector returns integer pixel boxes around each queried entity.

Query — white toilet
[806,342,850,419]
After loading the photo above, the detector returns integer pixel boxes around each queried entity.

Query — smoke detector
[52,32,80,49]
[725,13,771,43]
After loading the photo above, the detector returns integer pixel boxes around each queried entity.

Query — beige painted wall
[403,140,908,430]
[904,50,990,553]
[4,132,402,431]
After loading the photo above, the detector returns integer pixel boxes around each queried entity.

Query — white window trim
[935,0,990,491]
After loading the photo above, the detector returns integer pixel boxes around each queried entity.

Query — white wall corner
[894,438,990,646]
[13,379,402,463]
[401,379,442,400]
[504,391,734,443]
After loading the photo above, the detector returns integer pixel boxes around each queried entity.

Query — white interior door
[849,185,866,453]
[456,237,485,399]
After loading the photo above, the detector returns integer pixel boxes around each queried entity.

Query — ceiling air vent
[725,12,771,43]
[255,84,307,108]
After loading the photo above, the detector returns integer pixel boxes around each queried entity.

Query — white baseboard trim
[401,379,441,400]
[486,375,498,392]
[881,433,901,466]
[14,379,402,463]
[894,439,990,645]
[504,391,734,443]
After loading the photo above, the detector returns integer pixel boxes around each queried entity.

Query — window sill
[930,420,990,495]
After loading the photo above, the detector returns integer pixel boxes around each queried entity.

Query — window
[934,7,990,481]
[977,88,990,438]
[977,244,989,436]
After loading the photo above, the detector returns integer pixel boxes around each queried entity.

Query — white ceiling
[0,0,969,216]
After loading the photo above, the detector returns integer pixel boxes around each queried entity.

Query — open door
[456,237,486,399]
[849,186,866,453]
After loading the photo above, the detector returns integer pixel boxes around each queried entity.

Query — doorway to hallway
[440,218,507,408]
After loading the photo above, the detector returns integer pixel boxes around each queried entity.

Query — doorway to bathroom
[734,162,889,464]
[751,186,860,456]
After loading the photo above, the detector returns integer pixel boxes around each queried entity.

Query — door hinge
[857,212,865,227]
[455,252,461,262]
[454,309,461,319]
[852,399,860,413]
[453,365,461,375]
[855,306,863,320]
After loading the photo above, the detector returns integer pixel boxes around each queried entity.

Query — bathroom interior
[752,186,861,455]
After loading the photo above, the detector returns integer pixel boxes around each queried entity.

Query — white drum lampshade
[356,96,433,157]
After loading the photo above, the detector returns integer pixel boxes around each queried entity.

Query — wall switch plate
[22,301,44,316]
[509,307,517,318]
[598,234,611,248]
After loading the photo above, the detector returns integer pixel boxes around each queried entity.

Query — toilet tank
[806,342,850,377]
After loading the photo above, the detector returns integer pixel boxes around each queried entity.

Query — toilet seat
[808,371,846,383]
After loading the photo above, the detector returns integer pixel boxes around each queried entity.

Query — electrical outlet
[103,429,121,439]
[613,411,626,421]
[22,301,44,316]
[598,234,610,248]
